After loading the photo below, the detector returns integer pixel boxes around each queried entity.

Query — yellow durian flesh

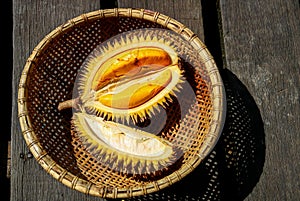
[92,47,173,91]
[95,67,173,109]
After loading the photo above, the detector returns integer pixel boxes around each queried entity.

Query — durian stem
[58,97,80,111]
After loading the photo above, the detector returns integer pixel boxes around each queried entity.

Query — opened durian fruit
[58,28,209,188]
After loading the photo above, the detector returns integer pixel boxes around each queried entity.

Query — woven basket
[18,8,226,198]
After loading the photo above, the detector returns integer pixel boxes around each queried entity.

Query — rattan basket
[18,8,226,199]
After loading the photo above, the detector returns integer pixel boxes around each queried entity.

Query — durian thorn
[58,97,80,111]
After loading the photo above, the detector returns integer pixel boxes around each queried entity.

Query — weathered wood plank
[118,0,204,40]
[11,1,104,201]
[2,0,12,199]
[220,0,300,200]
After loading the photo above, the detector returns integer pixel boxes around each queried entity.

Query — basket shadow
[120,69,266,201]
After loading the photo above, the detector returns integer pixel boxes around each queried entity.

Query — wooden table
[11,0,299,200]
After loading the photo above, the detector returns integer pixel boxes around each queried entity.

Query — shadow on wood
[113,69,266,201]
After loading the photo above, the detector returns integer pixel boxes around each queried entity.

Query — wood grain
[220,0,300,200]
[118,0,204,40]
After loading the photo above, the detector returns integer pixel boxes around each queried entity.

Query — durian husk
[70,113,184,188]
[72,113,182,174]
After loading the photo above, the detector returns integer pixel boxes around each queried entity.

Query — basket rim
[17,8,226,199]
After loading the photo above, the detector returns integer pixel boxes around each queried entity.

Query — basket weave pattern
[18,8,225,198]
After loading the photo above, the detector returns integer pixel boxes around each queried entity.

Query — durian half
[75,29,184,123]
[72,112,181,175]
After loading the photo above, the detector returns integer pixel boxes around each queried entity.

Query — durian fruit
[72,113,180,175]
[75,32,183,123]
